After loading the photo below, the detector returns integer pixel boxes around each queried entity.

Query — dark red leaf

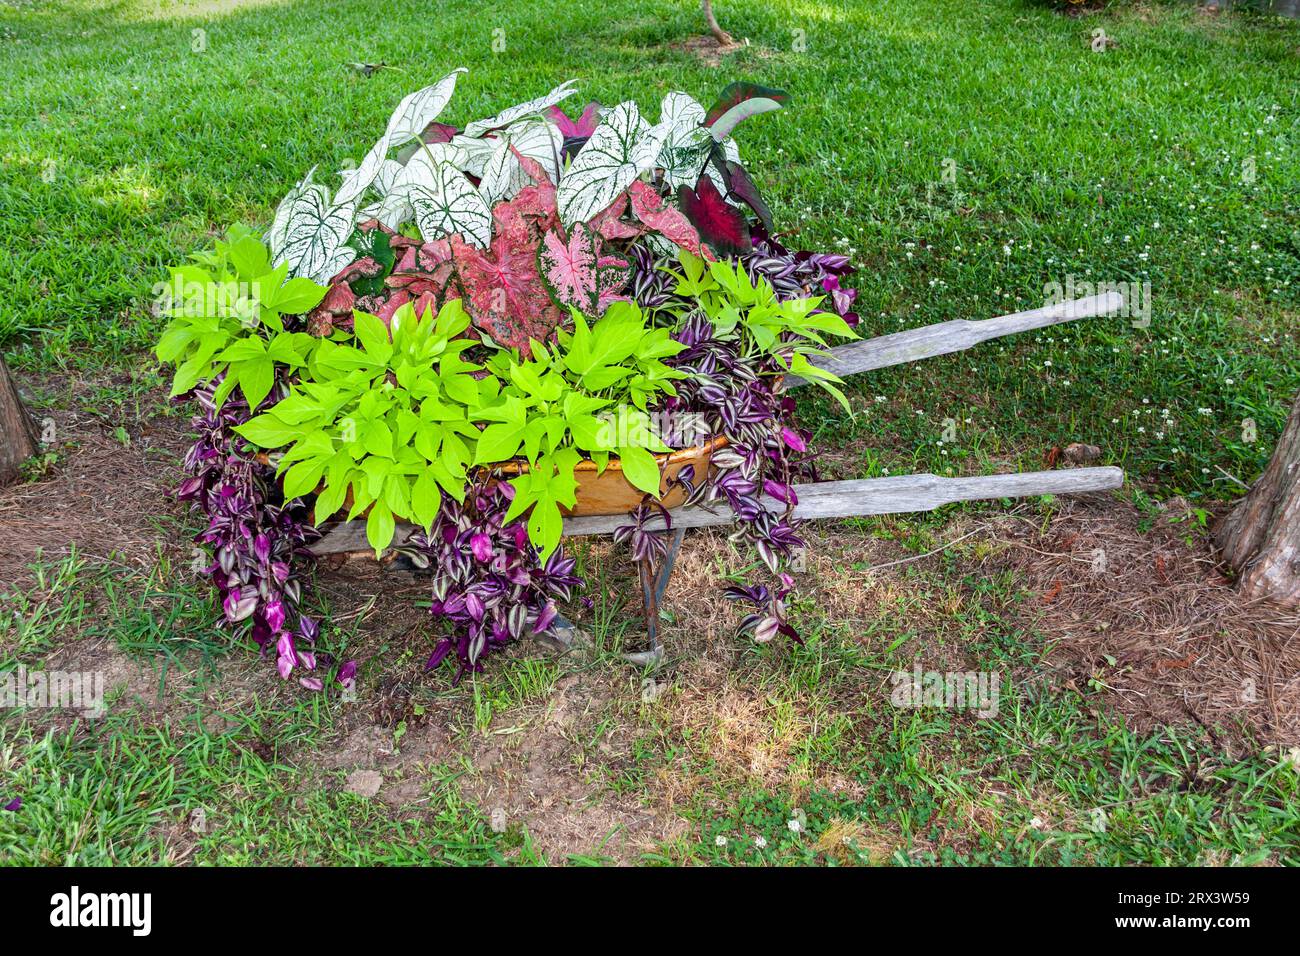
[723,161,773,233]
[676,176,750,257]
[703,82,790,130]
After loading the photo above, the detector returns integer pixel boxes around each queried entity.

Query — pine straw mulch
[988,493,1300,754]
[0,371,192,589]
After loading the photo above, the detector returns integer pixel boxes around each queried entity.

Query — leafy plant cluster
[160,74,862,685]
[154,225,329,408]
[228,294,684,559]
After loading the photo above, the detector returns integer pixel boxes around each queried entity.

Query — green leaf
[234,414,301,449]
[353,310,394,365]
[155,323,195,364]
[366,500,396,554]
[266,332,313,366]
[169,356,208,397]
[237,356,276,410]
[313,473,349,523]
[361,418,394,459]
[473,422,524,464]
[229,234,272,280]
[617,444,661,497]
[527,496,564,559]
[282,458,326,499]
[410,471,442,532]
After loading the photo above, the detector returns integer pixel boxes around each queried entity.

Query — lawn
[1,0,1298,865]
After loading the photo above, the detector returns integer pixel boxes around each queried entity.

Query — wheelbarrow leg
[623,526,685,668]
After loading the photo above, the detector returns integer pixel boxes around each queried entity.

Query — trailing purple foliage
[743,223,860,328]
[179,380,346,690]
[615,308,816,644]
[627,242,678,310]
[613,499,673,564]
[401,479,583,681]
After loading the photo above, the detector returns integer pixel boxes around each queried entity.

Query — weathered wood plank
[785,292,1124,388]
[307,466,1123,555]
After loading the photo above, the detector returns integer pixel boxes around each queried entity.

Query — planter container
[498,435,728,516]
[292,434,729,527]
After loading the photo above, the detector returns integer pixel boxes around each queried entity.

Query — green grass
[0,713,520,864]
[1,0,1299,865]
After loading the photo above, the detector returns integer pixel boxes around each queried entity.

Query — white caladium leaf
[403,141,472,181]
[268,165,318,260]
[385,68,468,145]
[505,119,563,182]
[479,138,522,207]
[334,137,391,207]
[274,169,360,284]
[556,101,649,227]
[449,135,495,177]
[631,120,673,172]
[374,143,471,231]
[462,78,578,138]
[655,92,710,189]
[407,161,492,248]
[371,158,406,198]
[650,91,743,201]
[661,91,705,131]
[479,121,563,204]
[334,68,467,206]
[372,190,411,231]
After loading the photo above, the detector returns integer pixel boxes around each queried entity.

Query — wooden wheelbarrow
[308,292,1127,665]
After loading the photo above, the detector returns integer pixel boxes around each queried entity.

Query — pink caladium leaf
[546,102,601,139]
[451,182,565,352]
[677,175,750,257]
[627,180,716,261]
[538,222,631,314]
[586,192,643,242]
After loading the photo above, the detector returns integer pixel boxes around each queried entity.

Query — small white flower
[715,835,727,847]
[787,818,803,834]
[755,836,767,849]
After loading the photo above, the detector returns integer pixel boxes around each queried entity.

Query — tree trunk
[0,354,38,486]
[701,0,734,46]
[1216,389,1300,606]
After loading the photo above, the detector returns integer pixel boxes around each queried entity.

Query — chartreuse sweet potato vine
[475,302,687,554]
[234,299,486,554]
[153,226,330,409]
[661,252,858,411]
[230,295,685,557]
